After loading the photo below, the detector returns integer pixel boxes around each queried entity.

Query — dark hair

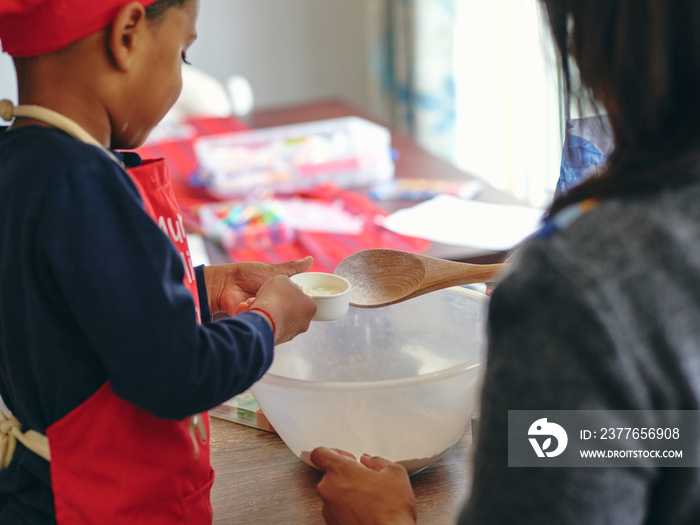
[544,1,700,216]
[144,0,188,21]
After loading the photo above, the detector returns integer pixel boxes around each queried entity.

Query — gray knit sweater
[460,181,700,524]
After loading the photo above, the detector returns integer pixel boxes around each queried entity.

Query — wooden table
[207,99,510,523]
[210,416,475,524]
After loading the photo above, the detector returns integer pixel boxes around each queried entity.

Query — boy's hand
[203,256,313,315]
[310,447,417,525]
[248,274,316,344]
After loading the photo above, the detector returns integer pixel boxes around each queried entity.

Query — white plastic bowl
[290,272,351,321]
[251,286,488,473]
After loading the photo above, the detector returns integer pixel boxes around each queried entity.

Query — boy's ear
[108,2,148,71]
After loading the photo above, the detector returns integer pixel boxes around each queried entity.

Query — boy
[0,1,316,522]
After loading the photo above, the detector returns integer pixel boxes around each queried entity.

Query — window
[453,0,562,207]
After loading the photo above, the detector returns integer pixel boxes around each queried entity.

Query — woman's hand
[310,447,417,525]
[203,256,313,315]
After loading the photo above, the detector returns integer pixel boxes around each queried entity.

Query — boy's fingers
[235,297,255,314]
[277,256,313,276]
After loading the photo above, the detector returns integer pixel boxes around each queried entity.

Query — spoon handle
[351,262,505,308]
[349,261,507,308]
[420,260,505,291]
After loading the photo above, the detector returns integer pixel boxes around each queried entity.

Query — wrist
[249,306,277,336]
[373,511,416,525]
[202,265,222,313]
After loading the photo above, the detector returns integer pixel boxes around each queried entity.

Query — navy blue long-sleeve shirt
[0,126,275,523]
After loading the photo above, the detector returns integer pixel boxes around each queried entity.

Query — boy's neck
[12,34,114,147]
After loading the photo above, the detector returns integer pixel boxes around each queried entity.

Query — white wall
[188,0,370,112]
[0,1,370,112]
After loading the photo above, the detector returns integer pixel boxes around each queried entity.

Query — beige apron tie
[0,98,206,468]
[0,411,50,468]
[0,99,57,468]
[0,98,115,469]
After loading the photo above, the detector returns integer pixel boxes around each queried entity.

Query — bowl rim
[256,286,488,392]
[255,356,485,392]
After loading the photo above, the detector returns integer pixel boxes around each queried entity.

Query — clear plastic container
[191,116,395,198]
[250,286,488,473]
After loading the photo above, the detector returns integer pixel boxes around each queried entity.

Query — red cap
[0,0,159,58]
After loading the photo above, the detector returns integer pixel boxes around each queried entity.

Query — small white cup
[290,272,352,321]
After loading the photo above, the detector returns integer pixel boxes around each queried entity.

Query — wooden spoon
[333,249,506,308]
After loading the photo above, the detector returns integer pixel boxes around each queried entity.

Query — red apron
[45,158,213,524]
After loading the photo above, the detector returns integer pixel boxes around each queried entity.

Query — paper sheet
[378,194,545,251]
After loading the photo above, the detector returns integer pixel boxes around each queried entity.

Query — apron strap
[0,411,50,468]
[0,99,122,165]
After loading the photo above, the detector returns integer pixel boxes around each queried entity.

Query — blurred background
[0,0,564,207]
